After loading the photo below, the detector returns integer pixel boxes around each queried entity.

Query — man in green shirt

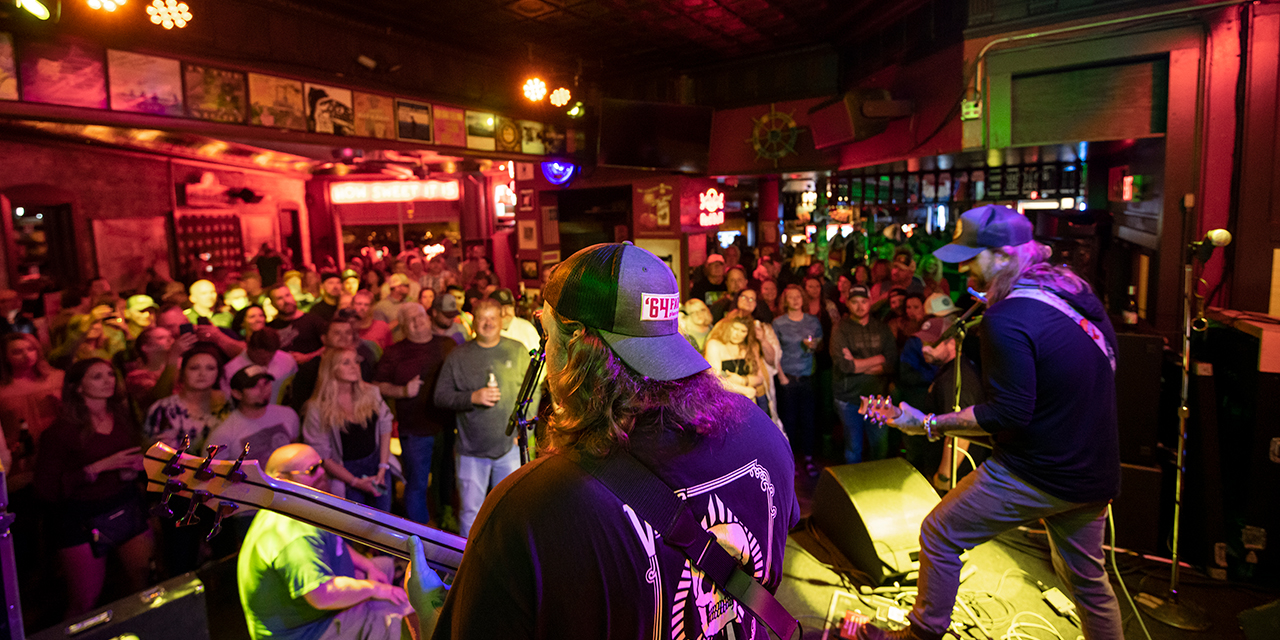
[238,443,409,640]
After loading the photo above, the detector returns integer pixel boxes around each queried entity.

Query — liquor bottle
[1122,286,1139,326]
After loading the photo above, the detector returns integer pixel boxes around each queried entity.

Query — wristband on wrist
[923,413,941,442]
[378,463,390,470]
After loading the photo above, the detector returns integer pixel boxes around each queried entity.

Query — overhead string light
[87,0,126,11]
[549,87,571,107]
[523,77,546,102]
[147,0,192,29]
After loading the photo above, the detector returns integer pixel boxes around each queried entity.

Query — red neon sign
[329,180,461,204]
[698,188,725,227]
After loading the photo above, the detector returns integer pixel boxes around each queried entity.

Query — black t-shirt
[309,300,338,322]
[434,394,799,639]
[268,312,326,354]
[340,413,378,461]
[374,338,455,437]
[971,287,1121,503]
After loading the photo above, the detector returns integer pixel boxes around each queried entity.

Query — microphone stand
[0,470,22,640]
[937,288,986,490]
[506,342,546,466]
[1138,195,1211,631]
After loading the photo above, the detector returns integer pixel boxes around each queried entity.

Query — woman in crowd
[125,327,197,420]
[0,333,61,488]
[834,272,855,311]
[35,359,153,617]
[759,279,780,318]
[704,316,769,414]
[142,343,229,451]
[231,304,267,339]
[772,284,823,475]
[302,348,394,511]
[727,288,784,426]
[852,263,872,287]
[49,311,128,369]
[418,286,436,315]
[920,254,951,297]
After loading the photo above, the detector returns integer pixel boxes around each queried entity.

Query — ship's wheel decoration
[749,104,799,167]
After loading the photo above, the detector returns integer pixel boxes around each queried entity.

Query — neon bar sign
[698,188,725,227]
[329,180,461,204]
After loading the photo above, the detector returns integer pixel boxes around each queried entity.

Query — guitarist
[852,205,1123,640]
[410,242,799,639]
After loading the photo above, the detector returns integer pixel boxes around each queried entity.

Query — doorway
[8,201,77,293]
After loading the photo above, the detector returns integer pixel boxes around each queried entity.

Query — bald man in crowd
[238,444,410,640]
[185,279,233,328]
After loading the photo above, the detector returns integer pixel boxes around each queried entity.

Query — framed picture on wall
[518,189,535,212]
[517,220,537,251]
[520,260,539,280]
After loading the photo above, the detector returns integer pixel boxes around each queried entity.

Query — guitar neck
[254,476,467,573]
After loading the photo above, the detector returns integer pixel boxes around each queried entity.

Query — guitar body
[143,442,465,574]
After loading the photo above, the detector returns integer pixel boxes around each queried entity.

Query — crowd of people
[678,233,983,489]
[0,244,541,627]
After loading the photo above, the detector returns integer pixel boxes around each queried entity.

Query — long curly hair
[705,315,762,376]
[984,240,1091,305]
[540,309,742,457]
[308,348,379,432]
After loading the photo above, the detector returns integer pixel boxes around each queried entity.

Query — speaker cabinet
[1114,332,1163,465]
[810,458,940,584]
[808,89,893,150]
[30,573,210,640]
[1112,463,1163,555]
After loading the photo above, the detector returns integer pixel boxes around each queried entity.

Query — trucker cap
[934,204,1034,263]
[543,242,709,381]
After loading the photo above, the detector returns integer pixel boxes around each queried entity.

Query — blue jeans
[457,447,521,537]
[776,375,815,457]
[835,398,887,464]
[344,450,392,512]
[399,433,435,525]
[911,456,1123,639]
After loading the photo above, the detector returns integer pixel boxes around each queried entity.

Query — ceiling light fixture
[523,77,546,102]
[566,101,584,118]
[147,0,191,29]
[549,87,571,107]
[87,0,125,10]
[16,0,52,19]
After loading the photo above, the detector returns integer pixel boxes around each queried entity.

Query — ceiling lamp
[566,101,584,119]
[16,0,52,19]
[523,77,547,102]
[549,87,571,107]
[87,0,125,10]
[147,0,191,29]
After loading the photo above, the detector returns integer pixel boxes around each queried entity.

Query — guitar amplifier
[29,573,210,640]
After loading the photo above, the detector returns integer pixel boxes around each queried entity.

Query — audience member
[208,366,301,470]
[224,328,297,405]
[704,316,769,413]
[831,285,897,463]
[232,304,268,339]
[678,298,713,352]
[267,284,326,357]
[35,359,153,617]
[123,295,158,340]
[708,267,749,324]
[490,289,539,353]
[773,284,822,473]
[373,274,412,332]
[142,343,229,451]
[759,279,780,317]
[417,287,436,317]
[352,291,393,351]
[430,295,468,345]
[421,256,457,294]
[287,313,377,413]
[889,292,928,348]
[433,299,535,536]
[0,289,37,338]
[688,254,727,305]
[185,280,232,328]
[374,304,454,525]
[309,273,343,322]
[302,349,394,512]
[0,333,62,490]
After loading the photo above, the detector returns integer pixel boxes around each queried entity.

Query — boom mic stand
[938,288,986,490]
[1138,195,1226,632]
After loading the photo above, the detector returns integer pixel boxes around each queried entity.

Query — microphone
[1194,228,1232,263]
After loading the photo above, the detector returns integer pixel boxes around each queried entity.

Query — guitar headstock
[143,441,275,539]
[858,395,901,426]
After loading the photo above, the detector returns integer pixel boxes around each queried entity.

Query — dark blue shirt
[971,286,1121,503]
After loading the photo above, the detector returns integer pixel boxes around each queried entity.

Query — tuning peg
[177,489,210,527]
[226,444,251,483]
[206,501,238,541]
[193,445,226,481]
[161,442,189,478]
[151,478,186,519]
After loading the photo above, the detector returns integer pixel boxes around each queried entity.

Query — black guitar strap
[570,450,800,640]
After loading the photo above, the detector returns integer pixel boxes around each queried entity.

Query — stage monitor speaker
[810,458,940,584]
[808,89,896,150]
[29,573,210,640]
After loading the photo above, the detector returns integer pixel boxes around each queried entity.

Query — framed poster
[517,220,537,251]
[93,217,172,293]
[183,63,246,123]
[518,188,534,212]
[515,162,535,180]
[248,73,306,130]
[304,82,355,135]
[108,50,183,115]
[0,34,17,101]
[396,99,432,142]
[495,116,520,152]
[542,124,566,155]
[433,105,466,146]
[519,120,545,155]
[19,37,107,108]
[520,260,539,280]
[541,205,559,244]
[353,92,395,139]
[465,110,496,151]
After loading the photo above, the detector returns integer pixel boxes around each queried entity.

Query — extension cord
[1040,586,1082,627]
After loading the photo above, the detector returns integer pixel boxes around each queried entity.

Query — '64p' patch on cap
[543,242,710,381]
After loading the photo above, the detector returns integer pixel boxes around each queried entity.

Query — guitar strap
[570,450,800,640]
[1007,287,1116,372]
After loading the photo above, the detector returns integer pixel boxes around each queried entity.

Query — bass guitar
[142,441,466,574]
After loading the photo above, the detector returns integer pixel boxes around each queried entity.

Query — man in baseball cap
[124,294,159,338]
[488,288,539,353]
[416,242,800,638]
